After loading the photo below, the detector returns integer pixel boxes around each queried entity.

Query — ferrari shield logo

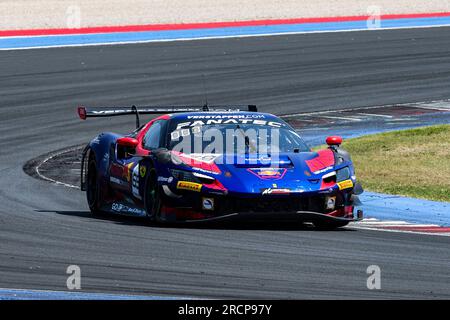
[140,165,146,178]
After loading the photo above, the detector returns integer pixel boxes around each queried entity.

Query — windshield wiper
[236,125,257,153]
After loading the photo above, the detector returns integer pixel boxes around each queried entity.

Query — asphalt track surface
[1,27,450,299]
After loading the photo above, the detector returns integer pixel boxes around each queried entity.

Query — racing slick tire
[86,153,102,215]
[144,168,163,222]
[313,220,349,230]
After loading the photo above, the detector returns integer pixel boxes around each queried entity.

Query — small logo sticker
[177,181,202,192]
[202,198,214,210]
[139,165,147,178]
[123,162,134,182]
[261,188,291,195]
[337,179,354,190]
[248,168,286,180]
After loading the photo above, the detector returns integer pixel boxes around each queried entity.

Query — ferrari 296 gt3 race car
[78,105,363,229]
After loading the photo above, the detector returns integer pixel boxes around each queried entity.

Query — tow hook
[356,209,364,220]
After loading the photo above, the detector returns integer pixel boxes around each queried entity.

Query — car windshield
[167,119,310,155]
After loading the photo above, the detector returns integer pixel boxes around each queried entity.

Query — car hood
[211,151,337,194]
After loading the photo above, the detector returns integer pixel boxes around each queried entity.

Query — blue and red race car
[78,105,363,229]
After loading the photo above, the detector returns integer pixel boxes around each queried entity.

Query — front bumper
[183,209,364,223]
[158,175,363,223]
[159,201,363,223]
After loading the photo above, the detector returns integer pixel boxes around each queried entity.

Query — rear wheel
[144,169,162,222]
[86,154,102,215]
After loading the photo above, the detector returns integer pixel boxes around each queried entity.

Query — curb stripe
[1,13,450,50]
[351,218,450,236]
[2,12,450,37]
[378,226,450,232]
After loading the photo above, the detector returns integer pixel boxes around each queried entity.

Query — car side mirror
[117,137,139,158]
[326,136,343,147]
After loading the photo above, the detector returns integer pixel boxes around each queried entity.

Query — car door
[109,120,166,200]
[109,140,140,196]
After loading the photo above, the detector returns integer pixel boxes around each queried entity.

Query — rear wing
[77,104,257,128]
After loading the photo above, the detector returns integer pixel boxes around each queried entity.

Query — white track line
[320,115,363,121]
[349,218,450,236]
[356,112,393,118]
[35,148,81,190]
[355,220,434,226]
[409,105,450,112]
[348,225,450,237]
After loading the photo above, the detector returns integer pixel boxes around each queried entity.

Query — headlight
[170,169,215,184]
[170,169,199,183]
[192,172,216,183]
[336,167,351,182]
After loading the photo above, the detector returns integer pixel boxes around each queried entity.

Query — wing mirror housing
[117,137,139,158]
[326,136,343,147]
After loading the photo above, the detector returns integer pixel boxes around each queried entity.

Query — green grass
[316,125,450,202]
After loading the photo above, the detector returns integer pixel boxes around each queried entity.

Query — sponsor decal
[170,126,201,140]
[91,137,100,144]
[337,179,354,190]
[177,181,202,192]
[92,110,129,115]
[175,119,284,130]
[122,162,134,182]
[111,203,145,216]
[248,168,286,180]
[132,165,141,199]
[313,166,334,175]
[261,188,291,195]
[202,198,214,210]
[110,176,127,186]
[187,114,266,119]
[158,176,174,183]
[102,153,109,164]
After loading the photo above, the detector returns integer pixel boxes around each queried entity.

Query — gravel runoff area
[1,0,450,30]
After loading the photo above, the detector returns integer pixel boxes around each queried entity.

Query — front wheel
[144,169,162,222]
